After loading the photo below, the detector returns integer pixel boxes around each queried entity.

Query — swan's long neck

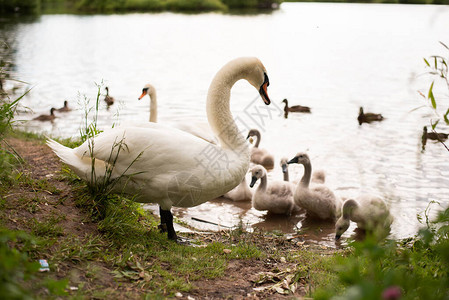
[148,90,157,123]
[206,61,251,153]
[300,162,312,188]
[283,168,289,182]
[253,131,261,148]
[258,175,267,191]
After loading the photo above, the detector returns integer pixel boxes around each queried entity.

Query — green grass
[313,208,449,299]
[29,214,65,237]
[0,227,69,299]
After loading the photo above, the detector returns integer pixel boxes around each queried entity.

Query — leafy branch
[423,41,449,128]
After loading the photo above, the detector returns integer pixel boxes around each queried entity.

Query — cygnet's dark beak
[335,234,341,241]
[287,157,298,164]
[281,164,288,173]
[249,176,258,188]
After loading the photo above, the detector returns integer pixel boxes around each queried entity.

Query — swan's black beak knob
[138,88,148,100]
[259,73,270,105]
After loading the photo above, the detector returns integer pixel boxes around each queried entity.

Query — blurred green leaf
[428,81,436,109]
[424,58,430,67]
[444,108,449,125]
[431,120,439,129]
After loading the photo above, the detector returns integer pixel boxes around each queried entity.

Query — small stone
[223,249,232,254]
[280,257,286,263]
[175,292,183,298]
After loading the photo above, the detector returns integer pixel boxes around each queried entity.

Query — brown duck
[357,107,384,125]
[282,98,311,118]
[422,126,448,141]
[33,107,56,122]
[57,100,71,112]
[104,87,115,107]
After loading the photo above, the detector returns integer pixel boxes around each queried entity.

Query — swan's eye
[142,88,149,93]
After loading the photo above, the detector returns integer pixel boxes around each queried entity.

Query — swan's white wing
[172,121,218,145]
[117,120,218,145]
[69,125,247,208]
[76,126,210,178]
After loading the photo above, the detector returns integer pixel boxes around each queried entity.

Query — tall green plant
[420,42,449,151]
[77,82,145,219]
[0,67,31,181]
[78,82,103,143]
[423,42,449,127]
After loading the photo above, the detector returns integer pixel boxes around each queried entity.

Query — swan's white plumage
[47,57,270,215]
[289,152,342,220]
[139,82,218,144]
[223,176,252,202]
[335,195,393,239]
[250,165,298,215]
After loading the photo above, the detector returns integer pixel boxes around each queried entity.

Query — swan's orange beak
[259,73,270,105]
[138,90,147,100]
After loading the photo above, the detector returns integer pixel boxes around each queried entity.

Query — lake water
[3,2,449,246]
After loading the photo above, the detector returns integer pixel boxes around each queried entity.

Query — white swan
[247,129,274,170]
[288,152,342,220]
[138,83,158,123]
[335,195,393,240]
[138,83,218,144]
[249,165,298,215]
[47,57,271,241]
[223,176,252,202]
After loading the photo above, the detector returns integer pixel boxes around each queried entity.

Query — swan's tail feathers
[46,138,78,167]
[46,138,105,181]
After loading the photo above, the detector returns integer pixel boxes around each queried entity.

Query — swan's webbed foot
[175,236,196,245]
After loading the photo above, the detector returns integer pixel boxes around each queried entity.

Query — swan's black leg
[159,207,177,241]
[158,206,168,233]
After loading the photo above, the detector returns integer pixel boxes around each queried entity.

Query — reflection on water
[3,3,449,247]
